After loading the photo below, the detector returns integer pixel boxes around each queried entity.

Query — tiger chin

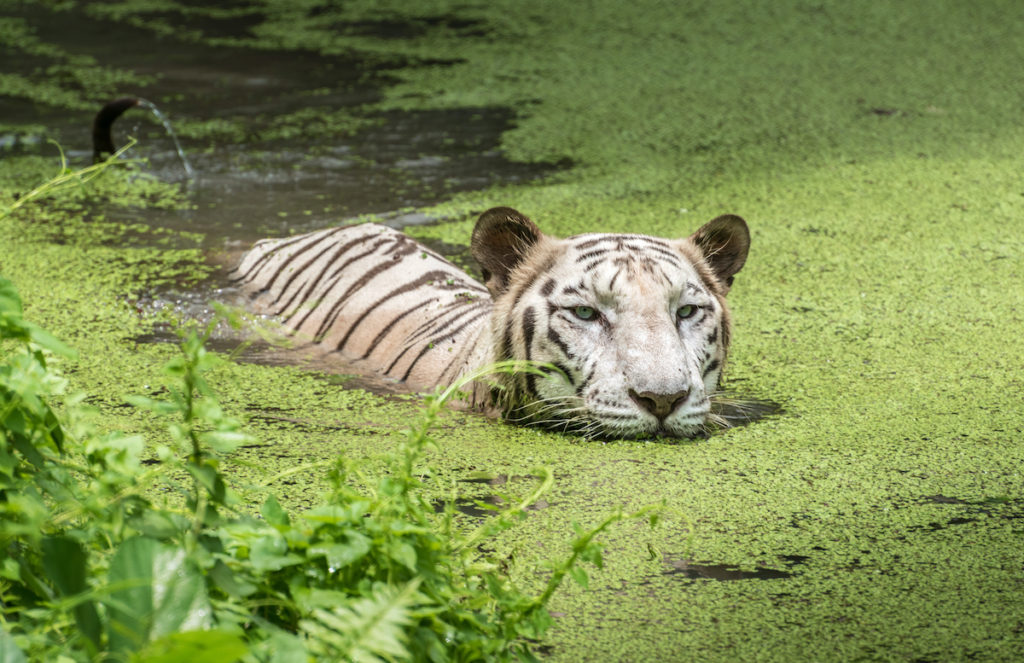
[231,207,749,440]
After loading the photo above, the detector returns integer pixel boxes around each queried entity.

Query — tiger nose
[628,388,691,420]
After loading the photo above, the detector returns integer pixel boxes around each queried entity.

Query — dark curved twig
[92,97,140,163]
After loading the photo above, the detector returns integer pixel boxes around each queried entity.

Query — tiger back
[230,223,492,393]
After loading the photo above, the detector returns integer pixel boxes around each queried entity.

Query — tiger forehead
[567,232,680,259]
[530,241,704,306]
[549,233,697,294]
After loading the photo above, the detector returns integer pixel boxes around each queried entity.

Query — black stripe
[273,233,386,316]
[508,253,556,313]
[284,235,396,328]
[500,326,513,361]
[624,242,681,262]
[579,363,596,397]
[398,308,490,381]
[319,236,395,285]
[540,278,556,296]
[357,296,440,359]
[335,270,458,351]
[232,227,346,284]
[575,248,611,263]
[521,306,536,356]
[571,234,670,250]
[703,358,720,378]
[654,263,673,287]
[299,240,420,339]
[626,235,674,249]
[521,306,537,394]
[546,326,573,359]
[607,267,623,292]
[404,299,488,348]
[572,235,619,250]
[707,326,719,346]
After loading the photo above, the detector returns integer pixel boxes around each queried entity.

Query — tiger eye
[676,305,697,320]
[573,305,597,321]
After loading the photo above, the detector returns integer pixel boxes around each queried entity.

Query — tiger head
[471,207,750,439]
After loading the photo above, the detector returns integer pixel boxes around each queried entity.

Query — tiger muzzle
[628,388,691,421]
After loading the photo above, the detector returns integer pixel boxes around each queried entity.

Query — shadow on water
[711,396,785,431]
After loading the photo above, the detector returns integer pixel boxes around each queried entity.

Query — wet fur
[233,208,750,438]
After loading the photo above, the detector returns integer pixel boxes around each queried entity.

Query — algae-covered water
[2,1,1023,660]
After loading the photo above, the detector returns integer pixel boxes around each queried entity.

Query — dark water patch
[913,494,1024,532]
[458,471,509,485]
[19,4,383,116]
[433,495,504,519]
[664,558,793,581]
[7,3,560,250]
[100,104,558,252]
[780,554,811,565]
[436,471,550,518]
[456,471,538,486]
[433,493,551,519]
[923,494,968,505]
[662,552,807,581]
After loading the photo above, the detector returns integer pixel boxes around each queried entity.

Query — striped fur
[231,208,750,438]
[231,223,492,395]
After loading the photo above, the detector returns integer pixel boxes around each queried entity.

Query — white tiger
[231,207,750,438]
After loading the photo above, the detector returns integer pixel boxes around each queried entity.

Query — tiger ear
[689,214,750,291]
[471,207,543,296]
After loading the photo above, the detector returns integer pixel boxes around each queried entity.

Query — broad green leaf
[199,429,253,453]
[0,627,27,663]
[259,632,309,663]
[208,560,258,599]
[302,505,350,525]
[42,536,101,651]
[568,566,589,589]
[308,532,371,571]
[9,427,48,468]
[24,321,76,359]
[186,463,228,504]
[129,510,187,539]
[249,534,303,572]
[292,588,353,613]
[130,629,247,663]
[260,494,290,528]
[387,541,417,572]
[106,537,212,653]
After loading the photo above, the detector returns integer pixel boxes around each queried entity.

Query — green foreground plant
[0,140,137,222]
[0,278,659,662]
